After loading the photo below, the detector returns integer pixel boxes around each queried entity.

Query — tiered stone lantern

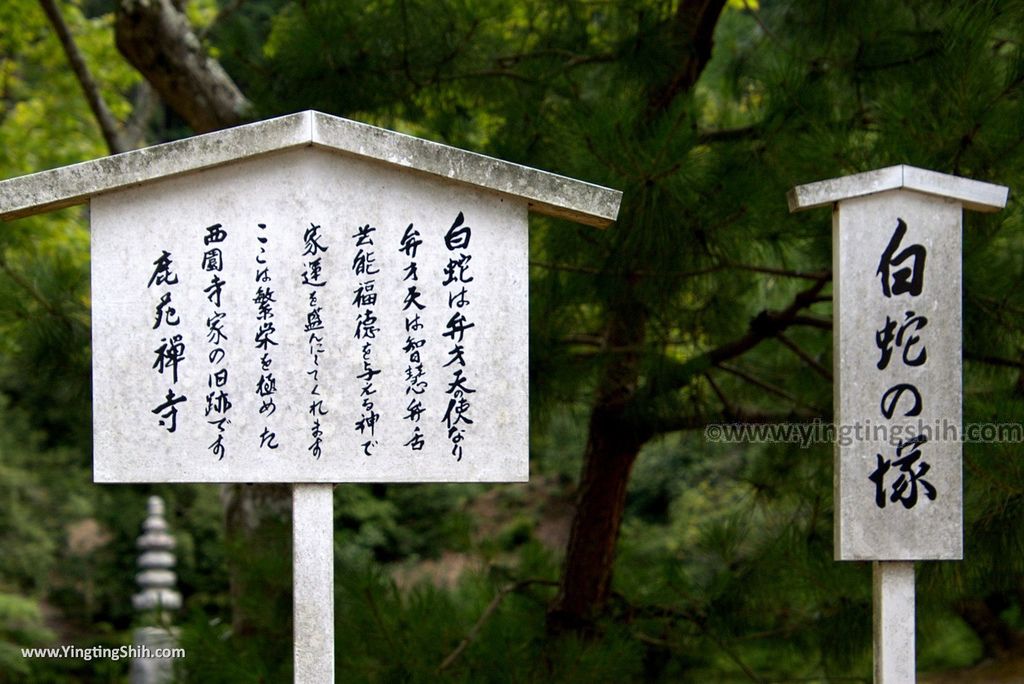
[130,496,181,684]
[132,496,181,614]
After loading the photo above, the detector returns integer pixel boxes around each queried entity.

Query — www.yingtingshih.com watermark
[21,644,185,661]
[703,419,1024,448]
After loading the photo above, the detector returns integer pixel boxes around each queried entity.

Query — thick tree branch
[699,279,830,367]
[38,0,130,154]
[789,314,833,331]
[703,372,736,417]
[643,277,830,400]
[715,363,802,405]
[776,332,832,380]
[115,0,251,133]
[648,0,729,114]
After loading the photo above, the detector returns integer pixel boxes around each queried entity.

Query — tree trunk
[548,415,645,632]
[955,594,1020,658]
[221,483,293,640]
[549,303,650,631]
[548,0,727,632]
[115,0,251,133]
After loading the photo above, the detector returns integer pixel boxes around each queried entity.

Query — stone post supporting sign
[0,111,622,683]
[788,165,1008,682]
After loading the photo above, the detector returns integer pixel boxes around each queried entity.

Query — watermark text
[21,644,185,662]
[703,419,1024,448]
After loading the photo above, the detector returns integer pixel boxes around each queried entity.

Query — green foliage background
[2,0,1024,681]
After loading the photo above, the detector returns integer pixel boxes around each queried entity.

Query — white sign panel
[91,148,528,483]
[833,189,962,560]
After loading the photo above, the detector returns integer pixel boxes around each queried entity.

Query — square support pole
[873,561,915,683]
[293,484,334,683]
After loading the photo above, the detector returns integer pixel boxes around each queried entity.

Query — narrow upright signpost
[293,484,335,681]
[0,111,622,682]
[788,166,1008,682]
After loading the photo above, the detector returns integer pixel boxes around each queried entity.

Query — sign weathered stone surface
[0,111,620,486]
[791,165,1008,561]
[92,147,529,483]
[833,189,962,560]
[0,111,622,684]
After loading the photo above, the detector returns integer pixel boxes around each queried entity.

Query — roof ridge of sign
[0,110,621,227]
[787,164,1008,214]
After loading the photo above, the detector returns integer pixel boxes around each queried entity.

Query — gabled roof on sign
[787,164,1008,213]
[0,110,622,227]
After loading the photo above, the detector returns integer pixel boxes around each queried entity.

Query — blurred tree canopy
[3,0,1024,681]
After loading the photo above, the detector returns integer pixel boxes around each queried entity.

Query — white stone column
[874,562,915,684]
[293,484,335,684]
